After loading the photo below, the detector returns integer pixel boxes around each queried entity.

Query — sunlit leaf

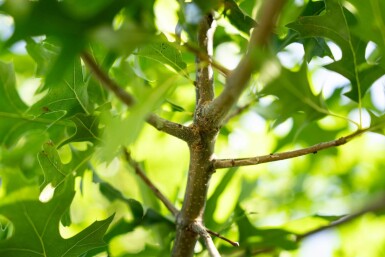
[287,0,385,101]
[346,0,385,53]
[0,61,69,146]
[38,141,94,190]
[369,111,385,135]
[59,113,101,147]
[29,58,91,117]
[135,34,187,76]
[223,0,257,34]
[99,182,144,220]
[0,179,113,257]
[261,64,327,126]
[234,204,298,251]
[99,75,176,163]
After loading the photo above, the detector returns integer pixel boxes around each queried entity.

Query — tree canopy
[0,0,385,256]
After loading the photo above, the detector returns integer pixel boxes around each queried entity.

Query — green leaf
[303,37,334,62]
[223,0,257,34]
[346,0,385,53]
[205,168,238,229]
[99,182,144,220]
[104,209,174,243]
[234,204,298,251]
[135,34,187,76]
[99,76,176,163]
[369,112,385,135]
[0,61,27,113]
[0,61,70,146]
[37,141,72,190]
[59,113,102,147]
[1,0,135,84]
[287,0,385,102]
[166,100,185,112]
[25,37,59,77]
[29,58,91,118]
[261,64,327,126]
[38,141,94,190]
[0,179,113,257]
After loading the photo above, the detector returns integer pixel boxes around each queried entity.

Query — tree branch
[195,14,216,107]
[206,228,239,247]
[245,194,385,256]
[146,114,193,142]
[82,52,193,141]
[183,41,230,77]
[123,148,179,216]
[213,130,365,169]
[207,0,286,126]
[81,52,135,107]
[190,222,221,257]
[297,194,385,240]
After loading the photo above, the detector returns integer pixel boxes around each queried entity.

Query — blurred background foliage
[0,0,385,256]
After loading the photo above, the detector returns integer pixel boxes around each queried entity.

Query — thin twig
[123,148,179,216]
[191,222,221,257]
[82,52,192,141]
[206,228,239,247]
[297,194,385,240]
[213,130,365,169]
[81,52,135,107]
[170,29,231,77]
[246,194,385,256]
[184,42,231,77]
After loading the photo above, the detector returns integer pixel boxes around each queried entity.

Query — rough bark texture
[171,14,218,257]
[171,1,287,256]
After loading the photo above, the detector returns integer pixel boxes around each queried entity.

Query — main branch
[172,13,219,257]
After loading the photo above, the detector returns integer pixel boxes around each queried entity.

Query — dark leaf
[223,0,257,34]
[0,178,114,257]
[287,0,385,101]
[99,182,144,220]
[261,63,327,126]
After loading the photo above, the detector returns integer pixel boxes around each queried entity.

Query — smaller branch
[247,194,385,256]
[81,52,135,107]
[208,0,287,126]
[184,42,231,77]
[194,14,216,111]
[206,228,239,247]
[297,194,385,240]
[82,52,192,142]
[146,114,193,142]
[190,222,221,257]
[123,148,179,216]
[213,130,365,169]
